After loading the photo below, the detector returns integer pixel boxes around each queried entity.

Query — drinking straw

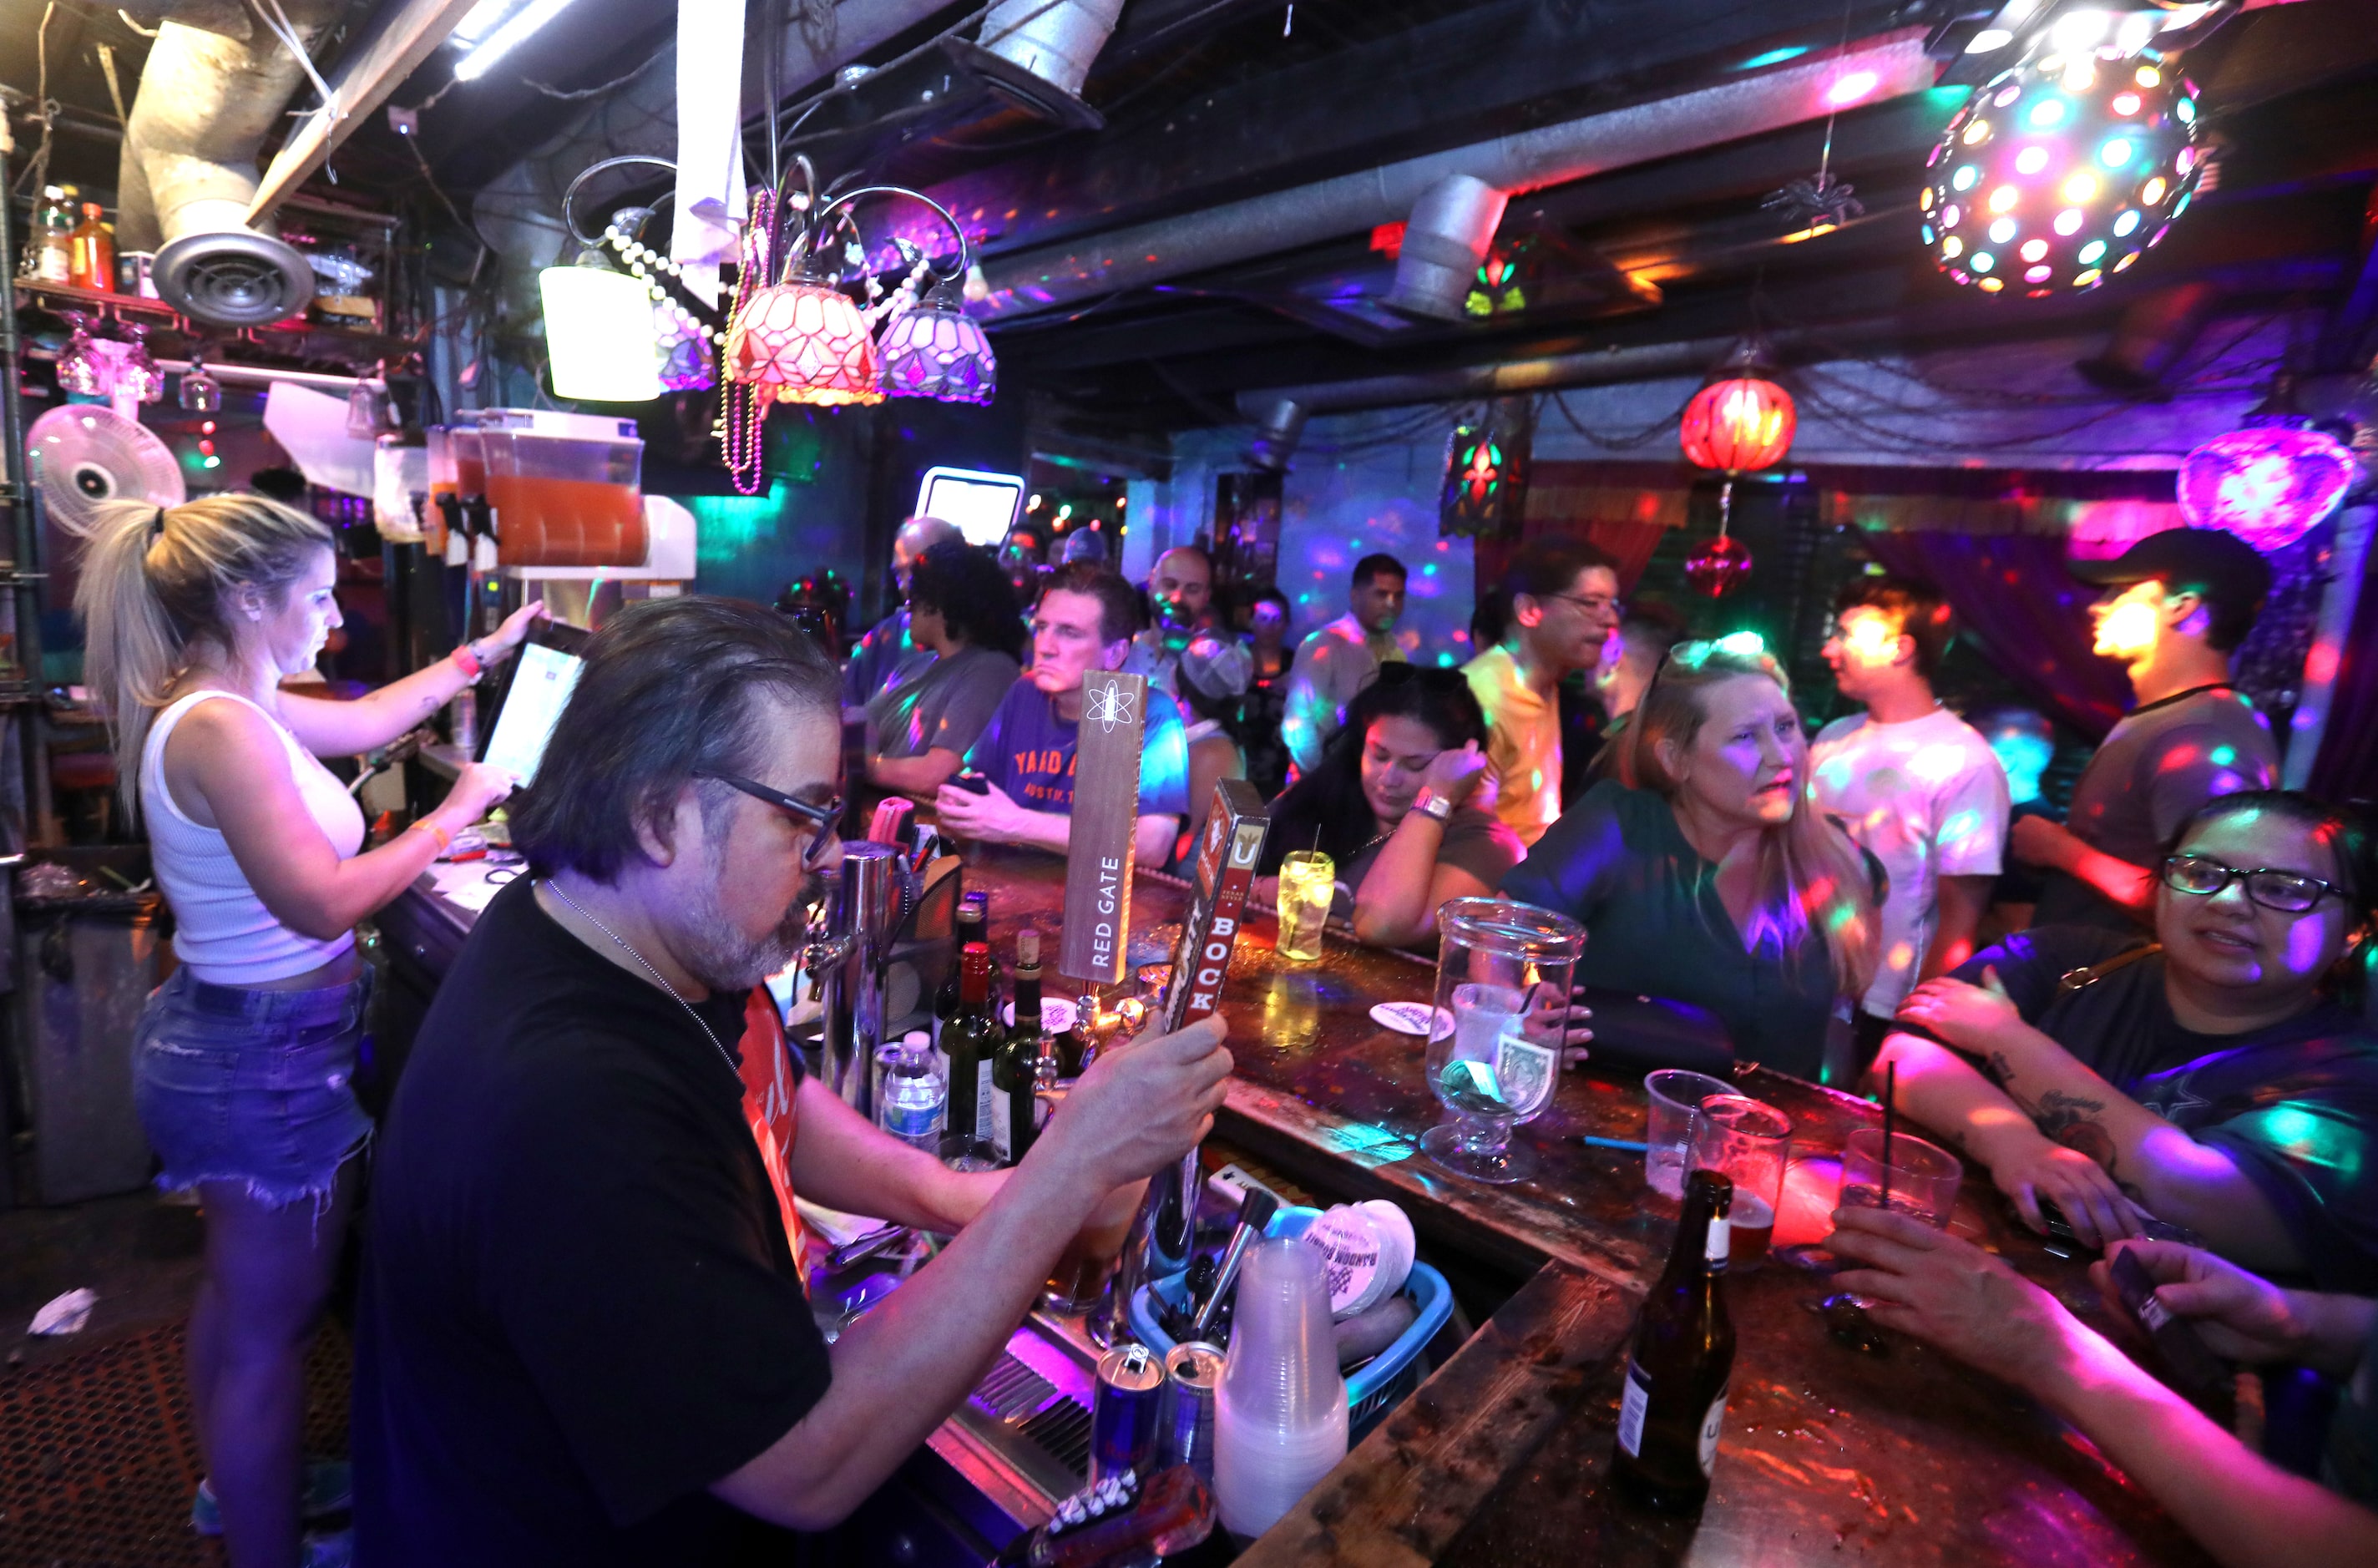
[1581,1136,1651,1153]
[1880,1062,1898,1211]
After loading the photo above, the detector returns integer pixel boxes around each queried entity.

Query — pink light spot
[1827,70,1880,107]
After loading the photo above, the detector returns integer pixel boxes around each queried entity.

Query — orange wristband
[408,818,452,853]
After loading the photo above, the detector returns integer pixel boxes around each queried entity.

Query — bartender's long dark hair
[1260,670,1488,874]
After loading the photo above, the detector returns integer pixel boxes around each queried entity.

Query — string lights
[1925,48,2203,297]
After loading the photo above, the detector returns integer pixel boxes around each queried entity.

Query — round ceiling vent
[155,230,316,329]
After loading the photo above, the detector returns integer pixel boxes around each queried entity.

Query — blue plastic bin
[1126,1205,1452,1441]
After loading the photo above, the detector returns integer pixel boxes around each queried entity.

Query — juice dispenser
[477,410,647,569]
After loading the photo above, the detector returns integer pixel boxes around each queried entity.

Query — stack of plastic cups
[1212,1239,1350,1540]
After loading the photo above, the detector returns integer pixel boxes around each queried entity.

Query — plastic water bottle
[878,1039,946,1152]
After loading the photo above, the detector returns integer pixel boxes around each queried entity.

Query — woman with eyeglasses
[1876,790,2378,1288]
[1256,670,1524,950]
[1500,636,1881,1082]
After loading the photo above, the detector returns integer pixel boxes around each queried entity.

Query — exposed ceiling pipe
[1384,175,1508,322]
[118,0,346,328]
[979,30,1937,321]
[968,0,1127,125]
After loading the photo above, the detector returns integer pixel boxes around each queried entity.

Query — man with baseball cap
[2013,527,2278,929]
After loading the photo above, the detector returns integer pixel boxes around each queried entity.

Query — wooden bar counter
[956,848,2219,1568]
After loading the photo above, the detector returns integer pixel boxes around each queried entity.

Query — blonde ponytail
[1614,644,1881,999]
[73,494,333,824]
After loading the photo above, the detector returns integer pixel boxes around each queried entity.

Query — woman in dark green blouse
[1501,637,1880,1080]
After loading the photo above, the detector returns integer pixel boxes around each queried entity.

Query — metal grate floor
[0,1318,351,1568]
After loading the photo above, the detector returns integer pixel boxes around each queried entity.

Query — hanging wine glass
[57,313,104,397]
[119,324,165,405]
[179,349,222,413]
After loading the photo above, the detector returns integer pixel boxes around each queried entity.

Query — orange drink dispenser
[477,410,648,569]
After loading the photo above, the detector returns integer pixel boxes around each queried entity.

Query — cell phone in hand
[2030,1196,2089,1259]
[2108,1247,2229,1402]
[950,771,992,797]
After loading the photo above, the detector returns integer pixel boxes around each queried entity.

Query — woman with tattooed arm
[1872,792,2378,1290]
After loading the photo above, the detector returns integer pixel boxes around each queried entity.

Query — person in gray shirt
[864,542,1024,800]
[2017,529,2277,930]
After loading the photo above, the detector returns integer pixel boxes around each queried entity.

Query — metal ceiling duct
[974,31,1935,321]
[116,2,340,328]
[1384,175,1508,321]
[954,0,1127,129]
[1247,397,1308,472]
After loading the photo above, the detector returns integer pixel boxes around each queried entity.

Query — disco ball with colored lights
[2177,427,2358,553]
[1922,48,2203,298]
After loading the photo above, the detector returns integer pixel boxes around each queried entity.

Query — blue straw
[1581,1135,1651,1153]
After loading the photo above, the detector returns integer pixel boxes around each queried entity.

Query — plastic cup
[1688,1095,1792,1269]
[1839,1127,1962,1228]
[1213,1240,1348,1540]
[1643,1069,1734,1200]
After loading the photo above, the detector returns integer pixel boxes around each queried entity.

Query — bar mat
[0,1319,349,1567]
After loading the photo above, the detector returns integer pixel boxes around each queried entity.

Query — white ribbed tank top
[140,690,367,985]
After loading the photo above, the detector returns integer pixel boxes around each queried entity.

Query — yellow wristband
[408,818,452,853]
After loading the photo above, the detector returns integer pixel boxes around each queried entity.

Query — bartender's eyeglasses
[697,771,842,867]
[2160,853,2345,914]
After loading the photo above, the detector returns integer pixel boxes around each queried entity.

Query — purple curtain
[1859,529,2132,741]
[2309,540,2378,806]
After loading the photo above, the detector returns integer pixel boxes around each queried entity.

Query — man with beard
[353,599,1232,1565]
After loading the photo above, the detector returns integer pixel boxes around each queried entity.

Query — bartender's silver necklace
[541,879,739,1078]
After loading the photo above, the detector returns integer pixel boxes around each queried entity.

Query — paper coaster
[1370,1001,1453,1039]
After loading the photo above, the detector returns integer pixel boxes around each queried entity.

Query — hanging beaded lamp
[728,254,885,407]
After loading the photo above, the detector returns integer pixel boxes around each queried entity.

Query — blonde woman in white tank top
[76,495,540,1568]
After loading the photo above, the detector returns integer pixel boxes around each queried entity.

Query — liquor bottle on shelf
[994,928,1050,1164]
[942,941,1004,1148]
[31,188,73,285]
[933,890,986,1079]
[1611,1166,1735,1515]
[68,203,114,294]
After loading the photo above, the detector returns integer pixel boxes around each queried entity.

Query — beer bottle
[993,928,1046,1163]
[943,941,1004,1146]
[934,891,986,1078]
[1611,1167,1735,1515]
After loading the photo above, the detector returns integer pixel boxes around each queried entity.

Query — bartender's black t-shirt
[354,878,831,1566]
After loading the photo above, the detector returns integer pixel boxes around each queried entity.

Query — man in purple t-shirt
[938,564,1191,870]
[2016,529,2277,930]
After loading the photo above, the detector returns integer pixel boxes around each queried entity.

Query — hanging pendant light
[540,258,665,403]
[2178,377,2358,553]
[727,250,885,407]
[876,279,998,404]
[1679,338,1791,596]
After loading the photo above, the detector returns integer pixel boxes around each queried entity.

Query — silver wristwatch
[1413,787,1454,822]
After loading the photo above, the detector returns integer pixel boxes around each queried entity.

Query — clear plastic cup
[1213,1239,1348,1540]
[1688,1095,1792,1269]
[1643,1069,1735,1200]
[1839,1127,1962,1228]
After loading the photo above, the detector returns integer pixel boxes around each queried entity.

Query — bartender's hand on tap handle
[1041,1014,1232,1191]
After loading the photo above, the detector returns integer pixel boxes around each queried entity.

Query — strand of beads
[867,255,936,328]
[717,190,775,496]
[605,225,731,352]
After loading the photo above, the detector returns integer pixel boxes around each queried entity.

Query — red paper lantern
[1683,533,1755,598]
[1681,376,1796,473]
[726,280,883,407]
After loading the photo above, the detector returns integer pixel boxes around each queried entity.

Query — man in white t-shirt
[1809,575,2011,1065]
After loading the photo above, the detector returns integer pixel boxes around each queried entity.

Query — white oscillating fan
[26,405,186,539]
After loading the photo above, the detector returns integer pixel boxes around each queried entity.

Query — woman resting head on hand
[1259,669,1522,950]
[1880,790,2378,1285]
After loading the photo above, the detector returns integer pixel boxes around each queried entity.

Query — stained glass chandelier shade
[2178,427,2358,553]
[877,287,998,404]
[727,271,884,407]
[1925,48,2203,297]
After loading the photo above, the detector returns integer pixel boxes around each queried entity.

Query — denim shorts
[131,967,374,1210]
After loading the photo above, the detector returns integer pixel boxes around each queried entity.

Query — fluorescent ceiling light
[2048,8,2111,49]
[453,0,580,80]
[1966,28,2013,52]
[452,0,515,45]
